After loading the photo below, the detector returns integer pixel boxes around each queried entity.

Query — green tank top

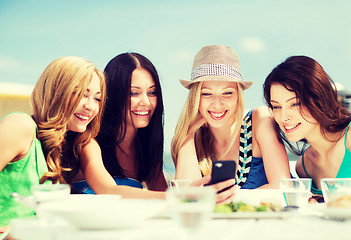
[0,113,48,227]
[302,122,351,196]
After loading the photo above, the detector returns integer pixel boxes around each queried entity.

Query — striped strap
[236,110,253,187]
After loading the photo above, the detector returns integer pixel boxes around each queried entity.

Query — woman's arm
[252,106,290,189]
[174,115,237,203]
[80,139,165,199]
[175,114,206,180]
[346,123,351,152]
[0,113,35,171]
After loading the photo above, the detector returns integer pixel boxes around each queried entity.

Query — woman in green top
[263,55,351,199]
[0,56,106,227]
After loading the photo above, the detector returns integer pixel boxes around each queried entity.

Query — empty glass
[321,178,351,204]
[280,178,311,208]
[169,179,192,190]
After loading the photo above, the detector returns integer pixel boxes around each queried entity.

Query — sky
[1,0,351,162]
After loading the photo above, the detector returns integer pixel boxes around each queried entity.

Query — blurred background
[1,0,350,177]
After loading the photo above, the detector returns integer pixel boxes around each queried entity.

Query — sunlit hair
[263,55,351,154]
[31,56,106,183]
[171,82,244,176]
[96,52,164,183]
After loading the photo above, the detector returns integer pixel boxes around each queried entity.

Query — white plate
[36,194,166,230]
[320,207,351,220]
[156,209,293,219]
[156,207,294,220]
[233,189,286,206]
[157,189,288,220]
[212,189,291,219]
[213,210,293,219]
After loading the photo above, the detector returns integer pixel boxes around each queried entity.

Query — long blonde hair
[31,56,106,183]
[171,82,244,176]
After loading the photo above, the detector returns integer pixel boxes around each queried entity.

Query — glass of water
[167,186,216,235]
[280,178,311,208]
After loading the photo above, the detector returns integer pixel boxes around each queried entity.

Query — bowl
[321,178,351,206]
[11,217,75,240]
[36,194,166,230]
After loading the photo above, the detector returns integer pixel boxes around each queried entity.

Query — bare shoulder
[82,138,101,153]
[1,112,35,126]
[251,106,271,120]
[84,138,99,148]
[0,113,36,141]
[250,106,279,152]
[251,106,274,131]
[81,138,102,163]
[0,113,36,165]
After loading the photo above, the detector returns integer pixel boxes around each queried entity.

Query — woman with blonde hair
[172,45,290,203]
[0,56,105,226]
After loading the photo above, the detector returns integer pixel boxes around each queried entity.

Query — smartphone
[206,160,236,190]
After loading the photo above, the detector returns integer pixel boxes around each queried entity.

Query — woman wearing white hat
[171,45,290,203]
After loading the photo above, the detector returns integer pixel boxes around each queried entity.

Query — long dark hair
[263,55,351,155]
[96,52,164,182]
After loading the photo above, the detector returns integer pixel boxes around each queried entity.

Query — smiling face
[67,73,102,133]
[270,83,319,142]
[127,67,157,129]
[199,81,238,129]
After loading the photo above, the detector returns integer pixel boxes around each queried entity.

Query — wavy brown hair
[263,55,351,154]
[31,56,106,183]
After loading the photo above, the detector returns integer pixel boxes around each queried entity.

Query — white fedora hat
[180,45,253,90]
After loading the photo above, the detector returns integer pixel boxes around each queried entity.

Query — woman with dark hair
[263,55,351,197]
[97,52,167,191]
[78,52,170,198]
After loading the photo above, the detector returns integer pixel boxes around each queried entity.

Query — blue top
[240,156,268,189]
[71,177,143,194]
[236,110,268,189]
[302,121,351,195]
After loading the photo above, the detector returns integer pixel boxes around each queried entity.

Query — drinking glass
[169,179,192,190]
[321,178,351,204]
[167,186,216,235]
[280,178,311,208]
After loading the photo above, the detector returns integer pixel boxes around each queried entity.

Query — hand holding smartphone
[206,160,236,193]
